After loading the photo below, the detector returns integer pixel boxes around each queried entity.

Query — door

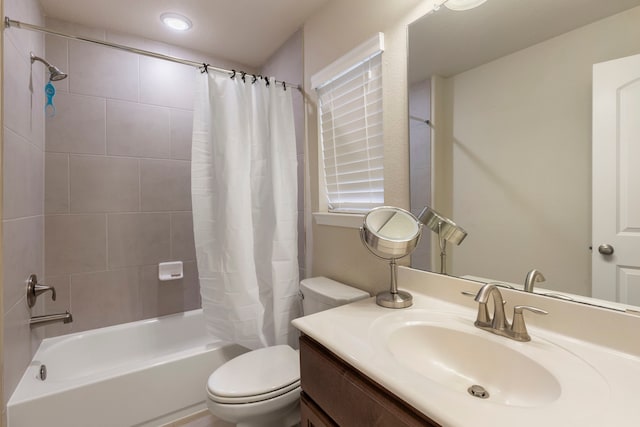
[592,53,640,304]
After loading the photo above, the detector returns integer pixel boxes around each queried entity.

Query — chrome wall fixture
[26,274,74,328]
[30,52,67,81]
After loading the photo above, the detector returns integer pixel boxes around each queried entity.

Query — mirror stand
[360,206,423,309]
[376,258,414,308]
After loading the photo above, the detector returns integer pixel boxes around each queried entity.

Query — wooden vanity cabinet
[299,335,440,427]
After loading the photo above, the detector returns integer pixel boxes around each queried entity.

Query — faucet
[30,311,73,328]
[524,269,545,292]
[26,274,56,308]
[473,283,548,342]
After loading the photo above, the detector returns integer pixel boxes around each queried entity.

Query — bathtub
[7,309,248,427]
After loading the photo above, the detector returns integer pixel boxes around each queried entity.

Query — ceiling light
[160,13,192,31]
[444,0,488,11]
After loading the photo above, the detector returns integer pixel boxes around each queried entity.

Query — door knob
[598,244,614,255]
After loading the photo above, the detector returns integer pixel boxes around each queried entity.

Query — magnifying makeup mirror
[418,206,468,275]
[360,206,423,308]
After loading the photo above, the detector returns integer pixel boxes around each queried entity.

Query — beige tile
[42,275,73,337]
[106,100,171,158]
[46,17,106,41]
[107,213,171,268]
[68,39,138,101]
[45,214,107,276]
[70,268,140,332]
[140,159,191,211]
[3,298,33,406]
[5,0,35,56]
[171,109,193,160]
[140,261,200,319]
[3,38,33,142]
[171,213,196,261]
[45,152,69,214]
[69,155,139,213]
[3,216,44,313]
[45,91,106,154]
[3,128,44,219]
[106,31,171,56]
[139,56,196,110]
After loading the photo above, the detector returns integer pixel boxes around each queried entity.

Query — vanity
[292,268,640,426]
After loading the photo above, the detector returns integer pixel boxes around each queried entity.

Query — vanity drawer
[299,335,440,427]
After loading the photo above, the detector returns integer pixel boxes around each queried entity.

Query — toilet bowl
[207,345,300,427]
[206,277,370,427]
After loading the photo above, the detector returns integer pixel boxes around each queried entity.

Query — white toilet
[206,277,370,427]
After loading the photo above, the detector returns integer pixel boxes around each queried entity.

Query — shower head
[30,52,68,81]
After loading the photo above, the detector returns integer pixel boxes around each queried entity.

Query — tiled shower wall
[41,20,305,337]
[2,0,46,410]
[41,19,259,337]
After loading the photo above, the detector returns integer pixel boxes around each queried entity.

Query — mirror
[407,0,640,309]
[361,207,422,308]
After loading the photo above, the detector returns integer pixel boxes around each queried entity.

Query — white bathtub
[7,309,248,427]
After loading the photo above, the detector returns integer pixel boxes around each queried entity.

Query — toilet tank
[300,277,370,315]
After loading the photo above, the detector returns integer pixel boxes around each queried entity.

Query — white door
[592,53,640,304]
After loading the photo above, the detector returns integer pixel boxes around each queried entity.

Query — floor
[164,410,233,427]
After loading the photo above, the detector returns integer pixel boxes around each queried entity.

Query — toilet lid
[207,345,300,399]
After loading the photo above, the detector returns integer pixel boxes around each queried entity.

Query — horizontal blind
[318,53,383,213]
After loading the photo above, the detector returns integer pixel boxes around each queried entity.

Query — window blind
[317,53,383,213]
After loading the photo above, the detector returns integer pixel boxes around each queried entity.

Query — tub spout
[30,311,73,328]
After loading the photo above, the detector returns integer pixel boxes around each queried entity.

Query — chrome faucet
[473,283,548,342]
[30,311,73,328]
[524,269,545,292]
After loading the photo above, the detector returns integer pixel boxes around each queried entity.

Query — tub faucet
[473,283,547,342]
[524,269,545,292]
[30,311,73,328]
[26,274,56,308]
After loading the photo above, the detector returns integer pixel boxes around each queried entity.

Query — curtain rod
[4,17,301,92]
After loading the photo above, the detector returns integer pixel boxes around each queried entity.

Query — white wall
[439,6,640,295]
[304,0,438,295]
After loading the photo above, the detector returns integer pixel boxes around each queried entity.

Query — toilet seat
[207,345,300,405]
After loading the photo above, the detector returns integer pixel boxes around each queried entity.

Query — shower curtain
[191,72,299,350]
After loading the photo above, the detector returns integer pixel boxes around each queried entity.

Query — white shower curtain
[191,72,299,350]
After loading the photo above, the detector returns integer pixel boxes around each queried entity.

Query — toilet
[206,277,370,427]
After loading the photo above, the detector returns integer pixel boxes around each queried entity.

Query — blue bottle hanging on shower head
[45,81,56,117]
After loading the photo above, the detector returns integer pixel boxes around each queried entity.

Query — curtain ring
[241,71,246,82]
[200,63,209,74]
[265,77,270,87]
[252,74,257,84]
[230,69,236,79]
[282,82,287,91]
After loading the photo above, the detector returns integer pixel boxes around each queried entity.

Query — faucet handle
[26,274,57,308]
[511,305,548,341]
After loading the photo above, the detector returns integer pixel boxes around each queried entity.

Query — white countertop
[292,268,640,426]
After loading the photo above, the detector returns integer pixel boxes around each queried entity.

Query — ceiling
[409,0,640,82]
[37,0,330,68]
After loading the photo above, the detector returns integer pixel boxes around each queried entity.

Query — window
[313,34,384,213]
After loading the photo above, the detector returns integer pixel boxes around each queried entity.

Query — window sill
[313,212,364,229]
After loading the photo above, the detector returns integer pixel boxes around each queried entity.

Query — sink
[371,310,609,409]
[387,323,560,407]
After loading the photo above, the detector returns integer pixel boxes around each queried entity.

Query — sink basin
[387,323,560,407]
[371,310,609,409]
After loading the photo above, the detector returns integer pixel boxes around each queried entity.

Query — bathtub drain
[39,364,47,381]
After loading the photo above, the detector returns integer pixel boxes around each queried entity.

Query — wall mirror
[407,0,640,310]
